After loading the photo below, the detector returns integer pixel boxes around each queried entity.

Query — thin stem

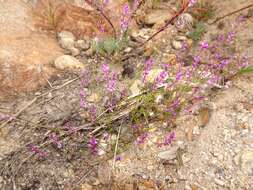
[140,0,190,46]
[85,0,117,37]
[210,3,253,24]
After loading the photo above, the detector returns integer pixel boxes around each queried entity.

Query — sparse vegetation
[1,0,253,189]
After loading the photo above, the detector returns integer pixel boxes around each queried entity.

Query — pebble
[214,178,225,186]
[175,13,194,31]
[54,55,85,70]
[171,36,187,50]
[86,93,101,103]
[58,31,76,50]
[81,183,92,190]
[157,146,179,160]
[130,79,143,95]
[75,39,90,50]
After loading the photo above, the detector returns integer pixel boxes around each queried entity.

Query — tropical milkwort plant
[27,0,252,158]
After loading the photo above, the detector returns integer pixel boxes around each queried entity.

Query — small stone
[161,53,177,65]
[214,178,225,186]
[193,126,200,135]
[75,40,90,50]
[69,47,80,56]
[130,79,143,95]
[171,36,187,50]
[155,94,164,104]
[171,40,183,50]
[175,13,194,31]
[147,69,168,83]
[157,146,179,160]
[54,55,85,70]
[234,150,253,175]
[86,93,101,103]
[58,31,76,50]
[124,47,132,53]
[81,183,92,190]
[145,10,173,25]
[182,153,192,163]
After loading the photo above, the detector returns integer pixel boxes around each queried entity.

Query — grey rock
[157,146,179,160]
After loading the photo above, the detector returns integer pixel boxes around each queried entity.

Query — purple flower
[107,79,116,92]
[80,70,91,87]
[120,3,131,33]
[0,113,14,121]
[89,105,97,122]
[79,90,87,108]
[142,58,154,83]
[103,132,109,141]
[164,131,176,145]
[200,41,209,49]
[131,124,138,131]
[185,68,191,79]
[115,155,122,161]
[175,70,183,81]
[48,133,62,149]
[189,0,197,7]
[102,0,109,7]
[227,31,236,43]
[28,144,48,159]
[122,3,130,15]
[88,136,98,154]
[101,64,110,80]
[135,132,149,144]
[192,55,201,69]
[219,59,229,69]
[153,70,168,88]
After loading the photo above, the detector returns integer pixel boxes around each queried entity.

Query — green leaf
[238,66,253,74]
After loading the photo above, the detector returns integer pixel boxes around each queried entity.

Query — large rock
[0,0,62,101]
[54,55,85,70]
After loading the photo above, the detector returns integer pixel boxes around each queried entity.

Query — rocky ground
[0,0,253,190]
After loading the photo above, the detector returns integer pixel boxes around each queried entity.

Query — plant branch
[85,0,117,37]
[210,3,253,24]
[140,0,190,46]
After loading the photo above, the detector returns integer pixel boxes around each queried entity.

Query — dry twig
[210,3,253,24]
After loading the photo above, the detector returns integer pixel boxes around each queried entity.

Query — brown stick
[85,0,117,37]
[210,3,253,24]
[140,0,190,46]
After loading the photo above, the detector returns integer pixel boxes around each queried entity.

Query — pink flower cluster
[28,144,48,159]
[101,64,118,93]
[142,58,154,83]
[120,3,131,33]
[0,113,14,121]
[48,133,62,149]
[135,132,149,144]
[88,136,98,154]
